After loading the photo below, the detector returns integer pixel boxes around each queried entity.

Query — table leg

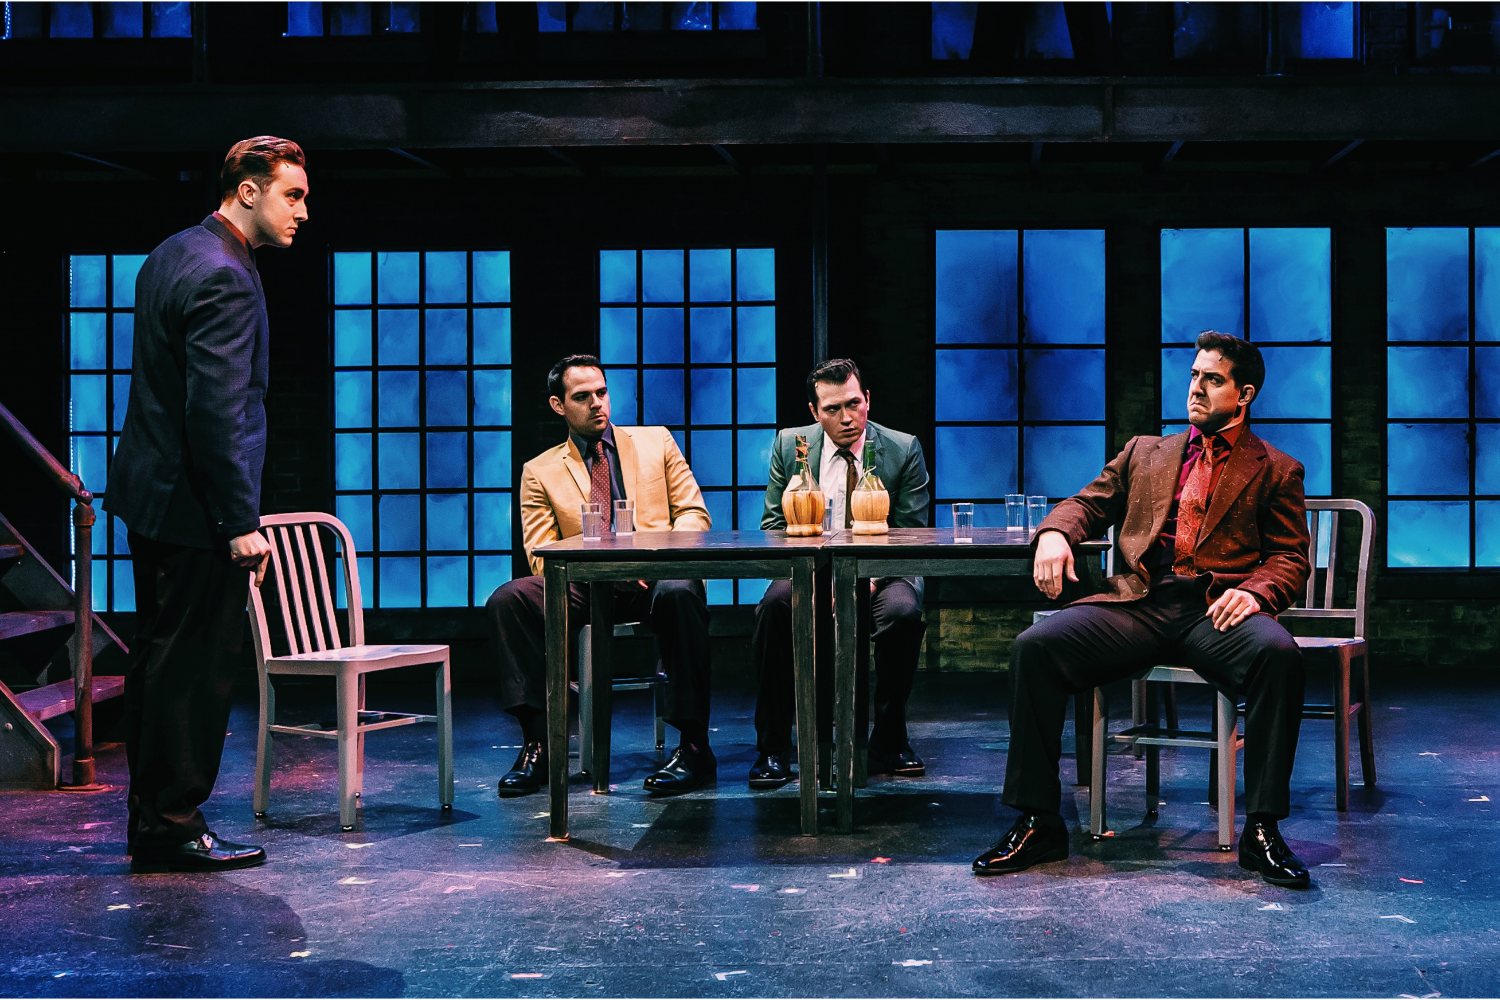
[834,555,858,833]
[590,583,614,794]
[544,561,570,840]
[791,556,818,836]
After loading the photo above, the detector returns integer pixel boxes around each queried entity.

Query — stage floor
[2,666,1496,998]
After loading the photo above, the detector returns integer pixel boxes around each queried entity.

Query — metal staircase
[0,401,128,789]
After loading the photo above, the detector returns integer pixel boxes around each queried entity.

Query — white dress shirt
[819,430,866,530]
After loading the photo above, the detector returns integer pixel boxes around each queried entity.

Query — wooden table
[824,527,1112,833]
[533,530,826,839]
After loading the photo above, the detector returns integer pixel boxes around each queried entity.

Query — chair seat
[267,643,449,675]
[1293,635,1364,649]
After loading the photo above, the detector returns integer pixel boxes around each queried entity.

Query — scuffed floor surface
[2,668,1497,998]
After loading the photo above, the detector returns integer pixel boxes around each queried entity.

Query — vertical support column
[833,554,858,833]
[544,560,570,839]
[1090,686,1107,838]
[1216,692,1238,851]
[70,499,96,789]
[589,583,614,794]
[1334,645,1351,812]
[811,147,829,364]
[791,556,819,836]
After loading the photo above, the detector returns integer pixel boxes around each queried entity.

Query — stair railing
[0,400,97,788]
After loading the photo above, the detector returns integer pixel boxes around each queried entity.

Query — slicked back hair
[547,354,605,400]
[1195,330,1265,399]
[806,357,867,405]
[220,136,306,200]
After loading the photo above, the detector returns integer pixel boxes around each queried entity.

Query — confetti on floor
[893,959,932,967]
[713,971,747,981]
[829,868,858,879]
[345,843,374,849]
[731,884,760,891]
[290,951,311,958]
[1259,903,1284,911]
[1400,878,1424,884]
[871,857,891,864]
[338,877,375,885]
[106,904,130,911]
[1380,914,1417,924]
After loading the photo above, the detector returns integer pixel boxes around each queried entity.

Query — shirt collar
[824,429,866,462]
[571,422,616,458]
[212,210,250,249]
[1187,422,1243,451]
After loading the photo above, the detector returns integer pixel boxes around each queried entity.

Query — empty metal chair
[573,621,667,777]
[1277,499,1377,811]
[247,513,453,831]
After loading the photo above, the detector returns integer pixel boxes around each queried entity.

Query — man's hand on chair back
[230,530,272,588]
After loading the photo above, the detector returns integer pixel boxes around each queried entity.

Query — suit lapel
[615,426,641,501]
[1147,433,1190,540]
[562,438,590,500]
[805,424,825,484]
[865,422,887,485]
[1198,432,1266,542]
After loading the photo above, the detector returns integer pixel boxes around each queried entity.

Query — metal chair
[1276,498,1377,811]
[573,621,667,776]
[247,513,453,831]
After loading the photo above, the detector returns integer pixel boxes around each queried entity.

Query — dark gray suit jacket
[107,214,269,549]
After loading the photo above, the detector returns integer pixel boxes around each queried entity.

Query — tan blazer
[519,425,712,575]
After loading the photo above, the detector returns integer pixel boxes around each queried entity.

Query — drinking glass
[614,498,635,534]
[581,502,603,541]
[822,503,834,535]
[1027,495,1050,532]
[1005,494,1026,530]
[952,503,974,543]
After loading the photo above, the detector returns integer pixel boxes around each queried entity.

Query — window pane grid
[66,252,146,612]
[1160,228,1334,500]
[332,250,513,608]
[934,230,1108,525]
[599,247,775,604]
[1386,227,1500,568]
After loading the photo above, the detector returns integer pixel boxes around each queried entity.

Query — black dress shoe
[644,744,717,795]
[1238,820,1311,888]
[972,814,1069,876]
[497,742,548,798]
[868,743,925,777]
[748,752,793,789]
[130,832,266,874]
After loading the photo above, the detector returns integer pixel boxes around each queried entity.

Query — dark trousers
[1003,575,1305,820]
[486,575,712,734]
[752,574,927,754]
[124,532,249,855]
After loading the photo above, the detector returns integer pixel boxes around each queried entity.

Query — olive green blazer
[759,420,932,532]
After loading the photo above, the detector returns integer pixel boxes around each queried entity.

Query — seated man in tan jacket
[485,354,715,798]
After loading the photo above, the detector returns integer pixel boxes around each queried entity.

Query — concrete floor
[2,665,1497,998]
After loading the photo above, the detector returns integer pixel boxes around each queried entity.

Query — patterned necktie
[1173,435,1217,572]
[837,448,857,529]
[590,439,612,531]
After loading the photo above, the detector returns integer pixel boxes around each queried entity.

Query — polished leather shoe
[1238,820,1311,888]
[130,832,266,874]
[868,743,925,777]
[972,814,1069,876]
[497,742,548,798]
[748,752,794,789]
[644,744,717,795]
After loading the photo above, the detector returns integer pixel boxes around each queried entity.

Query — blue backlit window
[284,2,420,36]
[934,230,1107,526]
[529,1,756,33]
[1281,2,1357,60]
[1160,229,1333,501]
[932,2,1078,60]
[332,250,513,608]
[66,253,147,612]
[1386,228,1500,568]
[598,247,775,604]
[3,2,191,38]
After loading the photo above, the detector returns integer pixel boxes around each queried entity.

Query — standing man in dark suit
[750,358,932,789]
[109,137,308,873]
[973,332,1313,887]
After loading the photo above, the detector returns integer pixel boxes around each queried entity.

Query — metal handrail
[0,399,97,788]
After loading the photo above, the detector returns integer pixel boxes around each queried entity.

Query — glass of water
[1027,495,1050,532]
[1006,494,1026,530]
[581,502,603,541]
[952,502,974,543]
[822,502,834,535]
[614,498,635,534]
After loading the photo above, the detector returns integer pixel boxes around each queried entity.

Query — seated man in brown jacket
[974,331,1313,888]
[485,354,716,797]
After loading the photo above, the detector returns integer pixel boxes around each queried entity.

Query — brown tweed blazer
[1037,430,1311,616]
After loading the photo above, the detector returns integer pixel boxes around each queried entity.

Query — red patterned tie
[1173,436,1216,572]
[590,439,612,531]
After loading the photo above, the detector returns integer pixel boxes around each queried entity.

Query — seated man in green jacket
[750,358,933,788]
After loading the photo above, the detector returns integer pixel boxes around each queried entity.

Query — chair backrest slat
[1304,510,1320,610]
[265,537,299,657]
[293,525,330,652]
[307,524,344,649]
[277,525,314,655]
[1322,511,1339,611]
